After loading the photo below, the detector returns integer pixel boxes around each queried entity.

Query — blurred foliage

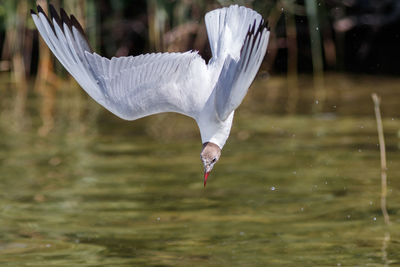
[1,0,400,81]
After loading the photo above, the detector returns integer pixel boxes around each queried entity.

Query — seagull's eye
[211,158,216,163]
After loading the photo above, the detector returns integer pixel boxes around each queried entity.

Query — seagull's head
[200,142,221,187]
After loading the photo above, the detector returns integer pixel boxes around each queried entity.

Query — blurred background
[1,0,400,132]
[3,0,400,76]
[0,0,400,265]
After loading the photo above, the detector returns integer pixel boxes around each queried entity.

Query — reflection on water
[0,74,399,265]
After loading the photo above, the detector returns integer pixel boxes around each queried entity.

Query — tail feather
[205,5,263,60]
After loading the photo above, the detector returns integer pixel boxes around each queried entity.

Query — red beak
[204,172,210,187]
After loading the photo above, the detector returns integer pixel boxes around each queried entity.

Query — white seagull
[31,4,270,186]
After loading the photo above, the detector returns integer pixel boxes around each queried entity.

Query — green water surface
[0,74,399,266]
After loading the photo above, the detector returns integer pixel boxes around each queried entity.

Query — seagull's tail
[205,5,264,61]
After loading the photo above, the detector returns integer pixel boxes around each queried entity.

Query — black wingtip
[240,17,269,71]
[37,5,44,14]
[60,8,72,30]
[49,4,57,16]
[49,4,62,28]
[70,14,93,52]
[30,9,36,15]
[256,19,265,36]
[251,19,257,33]
[70,15,85,35]
[36,4,56,33]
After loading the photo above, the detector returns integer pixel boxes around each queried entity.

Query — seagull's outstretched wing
[206,6,269,121]
[31,5,208,120]
[215,20,269,121]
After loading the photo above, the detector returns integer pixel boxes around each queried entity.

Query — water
[0,74,399,265]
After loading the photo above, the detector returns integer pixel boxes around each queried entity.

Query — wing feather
[32,5,208,121]
[33,4,269,126]
[215,19,269,121]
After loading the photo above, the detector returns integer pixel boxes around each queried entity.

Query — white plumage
[31,4,269,182]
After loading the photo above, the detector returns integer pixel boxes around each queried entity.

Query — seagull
[31,4,270,187]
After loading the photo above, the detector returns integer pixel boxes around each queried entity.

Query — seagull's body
[31,4,270,185]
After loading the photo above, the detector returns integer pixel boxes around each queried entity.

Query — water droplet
[271,186,276,191]
[316,27,319,31]
[373,217,377,221]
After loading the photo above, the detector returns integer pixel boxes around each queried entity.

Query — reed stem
[371,93,390,225]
